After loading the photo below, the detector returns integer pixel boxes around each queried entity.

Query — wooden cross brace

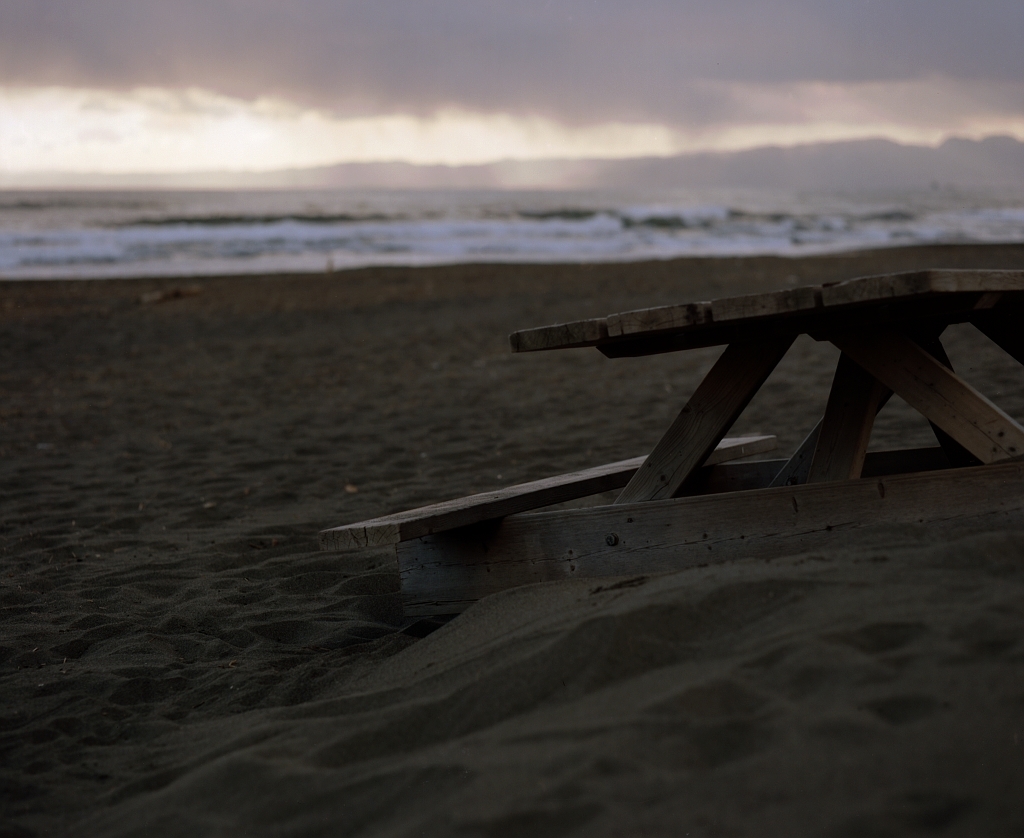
[616,320,1024,504]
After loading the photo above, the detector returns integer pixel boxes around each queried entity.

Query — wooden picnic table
[322,269,1024,615]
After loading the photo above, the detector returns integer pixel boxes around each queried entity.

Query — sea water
[1,186,1022,279]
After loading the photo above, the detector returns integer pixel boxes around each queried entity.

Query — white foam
[1,188,1022,279]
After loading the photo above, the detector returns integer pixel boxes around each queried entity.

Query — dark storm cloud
[1,1,1022,123]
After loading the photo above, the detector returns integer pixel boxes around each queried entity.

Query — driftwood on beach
[322,269,1024,615]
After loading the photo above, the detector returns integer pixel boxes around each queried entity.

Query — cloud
[3,79,1022,173]
[0,88,683,171]
[0,1,1022,125]
[2,1,1021,172]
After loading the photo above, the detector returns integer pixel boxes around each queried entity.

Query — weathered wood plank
[509,316,607,352]
[807,354,889,483]
[397,460,1024,615]
[832,330,1024,463]
[770,387,929,485]
[319,434,776,550]
[509,270,1024,355]
[605,286,822,339]
[711,285,821,325]
[912,334,981,468]
[606,300,713,337]
[819,270,1024,308]
[615,336,795,504]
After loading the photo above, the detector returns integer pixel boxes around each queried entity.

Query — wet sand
[2,244,1024,836]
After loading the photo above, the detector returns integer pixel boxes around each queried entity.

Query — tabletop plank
[510,270,1024,355]
[509,317,607,353]
[806,353,889,483]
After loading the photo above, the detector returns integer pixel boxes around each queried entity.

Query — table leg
[615,335,795,504]
[832,330,1024,464]
[912,335,981,468]
[806,353,889,483]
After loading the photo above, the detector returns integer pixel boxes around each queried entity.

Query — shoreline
[4,242,1024,316]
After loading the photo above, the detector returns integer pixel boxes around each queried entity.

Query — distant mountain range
[4,135,1023,191]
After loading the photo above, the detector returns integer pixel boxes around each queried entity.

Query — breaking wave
[1,188,1022,279]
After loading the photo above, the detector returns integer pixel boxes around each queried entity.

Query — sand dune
[2,244,1024,836]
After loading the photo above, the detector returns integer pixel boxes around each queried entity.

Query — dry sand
[2,244,1024,837]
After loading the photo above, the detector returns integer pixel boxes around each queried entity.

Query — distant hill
[4,135,1023,191]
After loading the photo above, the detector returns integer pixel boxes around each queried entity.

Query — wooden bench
[322,269,1024,615]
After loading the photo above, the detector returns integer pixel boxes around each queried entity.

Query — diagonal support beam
[615,335,796,504]
[912,335,981,468]
[807,353,890,483]
[832,330,1024,464]
[771,383,897,488]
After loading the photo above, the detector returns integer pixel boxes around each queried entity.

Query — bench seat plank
[319,434,776,550]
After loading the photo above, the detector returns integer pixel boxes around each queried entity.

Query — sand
[2,244,1024,837]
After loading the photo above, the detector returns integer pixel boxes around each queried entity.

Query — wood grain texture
[833,330,1024,464]
[319,434,776,550]
[508,270,1024,354]
[614,336,795,504]
[606,300,713,337]
[807,354,889,483]
[819,270,1024,308]
[509,316,607,352]
[397,460,1024,615]
[912,334,981,468]
[770,387,921,489]
[711,285,821,325]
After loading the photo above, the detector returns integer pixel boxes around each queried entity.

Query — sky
[1,0,1022,173]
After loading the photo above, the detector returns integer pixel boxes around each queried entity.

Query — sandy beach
[3,243,1024,836]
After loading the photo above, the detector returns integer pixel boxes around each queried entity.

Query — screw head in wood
[605,533,619,546]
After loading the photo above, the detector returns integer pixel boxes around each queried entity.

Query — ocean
[1,186,1023,279]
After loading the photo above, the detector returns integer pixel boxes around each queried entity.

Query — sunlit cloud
[1,77,1022,175]
[0,87,679,173]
